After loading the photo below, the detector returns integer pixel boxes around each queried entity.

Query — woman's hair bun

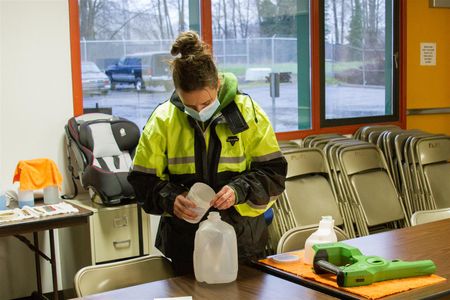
[170,31,204,57]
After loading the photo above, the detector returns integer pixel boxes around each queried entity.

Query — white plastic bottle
[303,216,337,265]
[193,212,238,284]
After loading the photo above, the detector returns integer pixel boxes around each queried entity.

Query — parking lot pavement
[84,83,385,132]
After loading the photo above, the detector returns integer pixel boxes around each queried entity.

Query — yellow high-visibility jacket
[128,73,287,268]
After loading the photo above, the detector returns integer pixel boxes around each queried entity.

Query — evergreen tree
[348,0,363,60]
[260,0,296,37]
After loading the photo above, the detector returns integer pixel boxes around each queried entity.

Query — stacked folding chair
[312,130,410,236]
[354,124,400,141]
[370,129,423,218]
[301,133,345,148]
[267,147,347,253]
[322,138,365,238]
[270,127,449,245]
[278,140,302,153]
[409,135,450,210]
[354,126,450,221]
[337,142,409,235]
[266,140,301,253]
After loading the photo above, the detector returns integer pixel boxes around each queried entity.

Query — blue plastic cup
[18,190,34,208]
[0,193,6,210]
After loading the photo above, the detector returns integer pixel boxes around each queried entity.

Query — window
[70,0,404,137]
[75,0,199,129]
[321,0,399,127]
[212,0,311,132]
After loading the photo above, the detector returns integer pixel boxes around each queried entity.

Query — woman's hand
[210,185,236,210]
[173,193,197,220]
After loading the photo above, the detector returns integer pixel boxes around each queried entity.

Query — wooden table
[0,202,93,300]
[256,218,450,299]
[72,265,336,300]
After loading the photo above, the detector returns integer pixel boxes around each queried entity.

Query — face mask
[184,98,220,122]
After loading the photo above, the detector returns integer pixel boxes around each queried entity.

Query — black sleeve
[228,156,287,205]
[127,171,189,215]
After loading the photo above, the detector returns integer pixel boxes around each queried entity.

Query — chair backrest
[303,134,343,148]
[410,135,450,209]
[74,255,174,297]
[278,140,302,153]
[277,224,348,253]
[357,125,400,141]
[410,208,450,226]
[283,149,343,227]
[339,144,407,227]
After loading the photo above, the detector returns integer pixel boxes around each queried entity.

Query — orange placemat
[260,251,446,300]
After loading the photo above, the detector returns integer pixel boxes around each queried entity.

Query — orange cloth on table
[260,250,446,300]
[13,158,63,191]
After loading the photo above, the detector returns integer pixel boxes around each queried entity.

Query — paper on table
[0,202,79,224]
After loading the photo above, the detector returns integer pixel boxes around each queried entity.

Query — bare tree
[157,0,164,39]
[213,0,223,37]
[80,0,105,40]
[178,0,186,33]
[223,0,229,38]
[340,0,345,44]
[332,0,339,44]
[254,0,263,28]
[237,0,251,38]
[231,0,238,38]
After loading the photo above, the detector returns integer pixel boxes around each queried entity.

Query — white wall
[0,0,74,298]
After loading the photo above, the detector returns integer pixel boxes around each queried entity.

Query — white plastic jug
[193,212,238,284]
[303,216,337,265]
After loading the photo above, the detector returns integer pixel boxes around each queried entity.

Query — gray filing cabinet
[59,195,150,293]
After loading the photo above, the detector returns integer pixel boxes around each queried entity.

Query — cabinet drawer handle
[113,239,131,248]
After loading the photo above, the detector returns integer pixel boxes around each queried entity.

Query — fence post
[269,72,280,131]
[246,37,250,67]
[271,35,276,68]
[122,38,127,56]
[332,42,335,78]
[223,38,226,66]
[82,37,87,62]
[362,45,366,86]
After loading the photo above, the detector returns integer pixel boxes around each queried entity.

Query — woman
[128,31,287,275]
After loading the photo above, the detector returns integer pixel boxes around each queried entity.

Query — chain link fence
[81,38,385,87]
[81,37,298,72]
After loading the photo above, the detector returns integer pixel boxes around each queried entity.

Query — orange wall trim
[201,0,213,47]
[68,0,83,116]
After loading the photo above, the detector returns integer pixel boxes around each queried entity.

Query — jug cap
[207,211,221,220]
[319,216,334,228]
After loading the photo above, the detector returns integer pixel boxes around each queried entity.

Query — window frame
[68,0,406,140]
